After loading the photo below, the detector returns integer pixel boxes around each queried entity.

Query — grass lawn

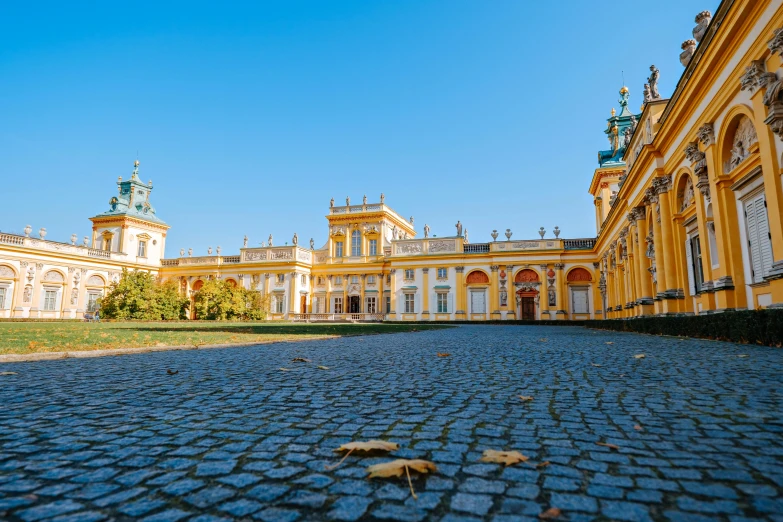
[0,321,451,355]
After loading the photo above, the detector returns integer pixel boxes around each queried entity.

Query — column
[554,263,566,319]
[489,265,500,319]
[421,268,430,319]
[308,275,314,313]
[378,272,385,315]
[342,275,348,315]
[655,176,680,313]
[360,274,366,314]
[635,211,654,315]
[326,275,332,314]
[504,265,514,319]
[455,266,466,319]
[30,263,43,316]
[538,264,549,320]
[650,191,667,299]
[288,272,297,316]
[388,269,397,316]
[627,218,641,315]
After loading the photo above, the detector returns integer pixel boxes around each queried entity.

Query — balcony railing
[291,313,385,322]
[563,238,597,250]
[222,255,241,263]
[0,232,128,261]
[463,243,490,254]
[0,233,24,246]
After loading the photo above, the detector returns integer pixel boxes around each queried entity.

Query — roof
[91,163,167,226]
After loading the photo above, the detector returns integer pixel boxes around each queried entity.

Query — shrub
[590,309,783,346]
[192,279,269,321]
[99,269,189,320]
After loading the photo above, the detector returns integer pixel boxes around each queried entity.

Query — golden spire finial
[134,159,140,167]
[611,108,616,117]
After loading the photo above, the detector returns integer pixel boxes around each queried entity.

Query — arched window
[567,268,592,282]
[351,230,361,256]
[465,270,489,284]
[514,269,539,283]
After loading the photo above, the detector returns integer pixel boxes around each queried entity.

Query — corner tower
[89,160,169,265]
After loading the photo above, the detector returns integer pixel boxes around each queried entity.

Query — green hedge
[590,309,783,346]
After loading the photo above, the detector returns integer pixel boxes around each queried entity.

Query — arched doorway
[514,269,540,320]
[465,270,490,320]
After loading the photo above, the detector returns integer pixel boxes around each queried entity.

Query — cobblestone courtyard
[1,325,782,522]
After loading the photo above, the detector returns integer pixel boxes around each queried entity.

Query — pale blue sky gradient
[0,0,719,254]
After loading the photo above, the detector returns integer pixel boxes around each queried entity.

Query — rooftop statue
[648,65,661,100]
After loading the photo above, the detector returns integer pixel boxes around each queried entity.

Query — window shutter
[415,294,420,315]
[755,195,773,279]
[448,293,454,314]
[685,238,696,296]
[745,196,764,283]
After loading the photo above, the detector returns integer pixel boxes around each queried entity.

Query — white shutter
[448,293,454,314]
[746,196,764,283]
[755,196,773,279]
[685,238,696,296]
[415,294,421,315]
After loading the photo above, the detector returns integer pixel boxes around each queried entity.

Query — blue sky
[1,0,719,254]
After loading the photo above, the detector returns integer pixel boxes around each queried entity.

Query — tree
[99,269,189,320]
[192,279,268,320]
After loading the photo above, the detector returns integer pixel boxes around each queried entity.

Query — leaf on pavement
[317,365,330,370]
[327,440,400,470]
[518,395,534,402]
[535,461,551,469]
[166,369,178,375]
[539,338,548,342]
[437,353,451,357]
[366,459,437,499]
[0,371,18,376]
[479,449,529,466]
[605,342,614,345]
[737,354,749,358]
[634,354,646,359]
[292,357,311,363]
[279,367,291,371]
[539,507,562,519]
[633,425,643,431]
[597,442,620,450]
[591,363,602,367]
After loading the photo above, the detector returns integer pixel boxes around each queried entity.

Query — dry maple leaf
[518,395,534,402]
[633,425,643,431]
[436,353,451,357]
[479,450,529,466]
[366,459,437,499]
[634,354,646,359]
[0,372,18,376]
[539,507,562,519]
[292,357,312,363]
[539,338,548,342]
[327,440,400,470]
[596,442,620,450]
[535,461,551,469]
[317,365,330,370]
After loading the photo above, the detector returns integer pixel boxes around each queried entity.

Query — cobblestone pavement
[1,325,782,522]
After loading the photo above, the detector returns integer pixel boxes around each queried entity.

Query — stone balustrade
[0,232,127,261]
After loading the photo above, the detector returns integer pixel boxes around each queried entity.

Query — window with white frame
[437,267,447,279]
[743,192,774,283]
[367,275,376,285]
[0,287,6,309]
[137,240,147,257]
[366,296,376,313]
[385,296,391,314]
[87,293,100,312]
[44,289,57,311]
[102,237,111,251]
[274,296,285,313]
[351,275,359,284]
[404,269,414,280]
[572,287,589,314]
[277,274,285,283]
[301,274,307,286]
[336,241,344,257]
[689,235,705,293]
[437,292,448,313]
[335,276,343,285]
[317,276,324,285]
[404,293,415,313]
[334,296,343,313]
[386,274,391,284]
[351,230,361,256]
[369,239,377,256]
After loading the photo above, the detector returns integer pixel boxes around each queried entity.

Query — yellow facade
[2,0,783,321]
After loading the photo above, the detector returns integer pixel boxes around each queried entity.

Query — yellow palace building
[2,0,783,322]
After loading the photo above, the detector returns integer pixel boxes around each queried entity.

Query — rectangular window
[103,238,111,251]
[366,297,376,313]
[44,290,57,311]
[277,274,285,283]
[367,275,376,284]
[385,296,391,314]
[437,268,447,279]
[336,241,344,257]
[334,297,343,313]
[335,276,343,285]
[572,288,589,314]
[369,239,377,256]
[386,274,391,284]
[301,275,307,286]
[351,275,359,284]
[87,293,100,312]
[691,235,704,293]
[137,240,147,257]
[404,269,414,280]
[0,288,6,309]
[318,276,324,285]
[275,296,285,313]
[744,193,774,283]
[351,232,361,256]
[437,293,448,313]
[404,293,415,313]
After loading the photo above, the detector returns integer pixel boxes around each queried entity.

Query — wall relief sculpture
[429,240,455,253]
[725,116,758,172]
[271,249,293,260]
[244,250,268,262]
[396,243,422,254]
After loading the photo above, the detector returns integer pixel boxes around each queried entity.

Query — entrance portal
[349,295,361,313]
[520,297,536,320]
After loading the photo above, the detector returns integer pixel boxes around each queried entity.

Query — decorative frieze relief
[740,60,767,93]
[428,240,456,253]
[769,27,783,56]
[697,123,715,146]
[396,242,422,254]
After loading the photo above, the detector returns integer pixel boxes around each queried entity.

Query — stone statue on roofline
[268,234,273,247]
[292,233,298,246]
[424,224,430,238]
[243,235,248,248]
[310,238,315,250]
[648,65,661,99]
[455,220,463,237]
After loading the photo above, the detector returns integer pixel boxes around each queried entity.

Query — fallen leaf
[633,425,643,431]
[535,461,551,469]
[436,353,451,357]
[479,449,529,466]
[292,357,311,363]
[518,395,534,402]
[366,459,437,499]
[591,363,602,367]
[539,507,562,519]
[737,354,749,358]
[0,371,18,376]
[317,365,330,370]
[279,367,291,371]
[328,440,399,470]
[539,338,548,342]
[605,342,614,345]
[597,442,620,450]
[634,354,646,359]
[166,369,178,375]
